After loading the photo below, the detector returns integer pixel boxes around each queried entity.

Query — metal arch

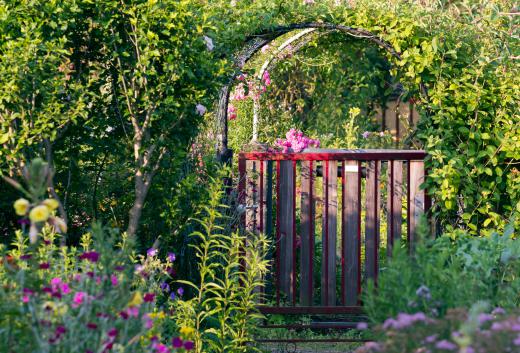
[216,22,429,162]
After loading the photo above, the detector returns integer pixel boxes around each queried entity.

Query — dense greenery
[0,0,519,352]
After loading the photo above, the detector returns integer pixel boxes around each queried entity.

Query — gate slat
[279,160,295,302]
[245,160,258,233]
[387,161,403,255]
[409,160,425,246]
[365,161,380,281]
[300,161,315,306]
[322,161,337,306]
[342,160,361,306]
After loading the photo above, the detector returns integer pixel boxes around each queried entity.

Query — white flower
[195,104,207,116]
[203,35,214,51]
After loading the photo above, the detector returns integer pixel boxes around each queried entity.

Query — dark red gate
[238,149,429,341]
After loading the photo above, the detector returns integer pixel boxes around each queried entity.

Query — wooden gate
[238,149,429,339]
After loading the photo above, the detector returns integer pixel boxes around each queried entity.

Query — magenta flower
[86,322,98,330]
[110,275,118,286]
[143,293,155,302]
[72,291,87,308]
[107,328,118,337]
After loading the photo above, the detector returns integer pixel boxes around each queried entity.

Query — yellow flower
[29,205,50,223]
[179,326,195,337]
[13,198,30,216]
[128,291,143,307]
[149,311,166,320]
[42,198,59,211]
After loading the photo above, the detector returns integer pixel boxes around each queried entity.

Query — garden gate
[238,149,430,343]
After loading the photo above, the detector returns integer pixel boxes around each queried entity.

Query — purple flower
[416,285,432,300]
[169,292,176,301]
[147,248,157,257]
[383,312,428,330]
[79,251,99,263]
[39,262,50,270]
[184,340,195,350]
[114,265,125,271]
[492,307,506,315]
[167,252,176,262]
[425,334,438,343]
[514,334,520,346]
[177,287,184,296]
[362,131,371,139]
[195,104,207,116]
[160,282,170,293]
[172,337,183,348]
[20,254,32,260]
[435,340,457,350]
[86,322,97,330]
[356,322,368,330]
[110,275,118,286]
[478,313,494,325]
[203,35,214,51]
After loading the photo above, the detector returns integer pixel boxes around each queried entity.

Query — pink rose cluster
[228,71,272,121]
[276,129,320,153]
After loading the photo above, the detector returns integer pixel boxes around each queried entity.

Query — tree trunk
[127,193,145,238]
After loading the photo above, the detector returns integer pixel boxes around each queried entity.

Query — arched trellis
[215,22,429,163]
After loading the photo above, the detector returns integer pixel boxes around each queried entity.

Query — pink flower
[227,104,237,120]
[72,291,87,308]
[262,70,271,86]
[22,295,30,303]
[362,131,371,139]
[303,0,315,4]
[261,44,270,53]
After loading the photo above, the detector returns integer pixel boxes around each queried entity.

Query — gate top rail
[239,149,427,161]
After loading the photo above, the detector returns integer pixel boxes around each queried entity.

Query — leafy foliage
[364,225,520,323]
[171,177,270,353]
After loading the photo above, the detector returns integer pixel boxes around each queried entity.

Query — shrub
[364,224,520,323]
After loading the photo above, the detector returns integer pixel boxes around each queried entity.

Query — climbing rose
[262,70,271,86]
[228,104,237,120]
[276,129,320,153]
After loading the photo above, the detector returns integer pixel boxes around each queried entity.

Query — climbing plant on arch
[211,0,519,235]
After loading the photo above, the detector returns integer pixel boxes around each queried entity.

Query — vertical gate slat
[279,160,295,302]
[300,161,315,306]
[409,160,425,247]
[387,160,403,255]
[322,161,337,306]
[245,161,258,233]
[342,160,361,306]
[365,161,380,281]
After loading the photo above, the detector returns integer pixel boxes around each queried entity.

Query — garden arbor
[219,21,432,341]
[215,22,429,164]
